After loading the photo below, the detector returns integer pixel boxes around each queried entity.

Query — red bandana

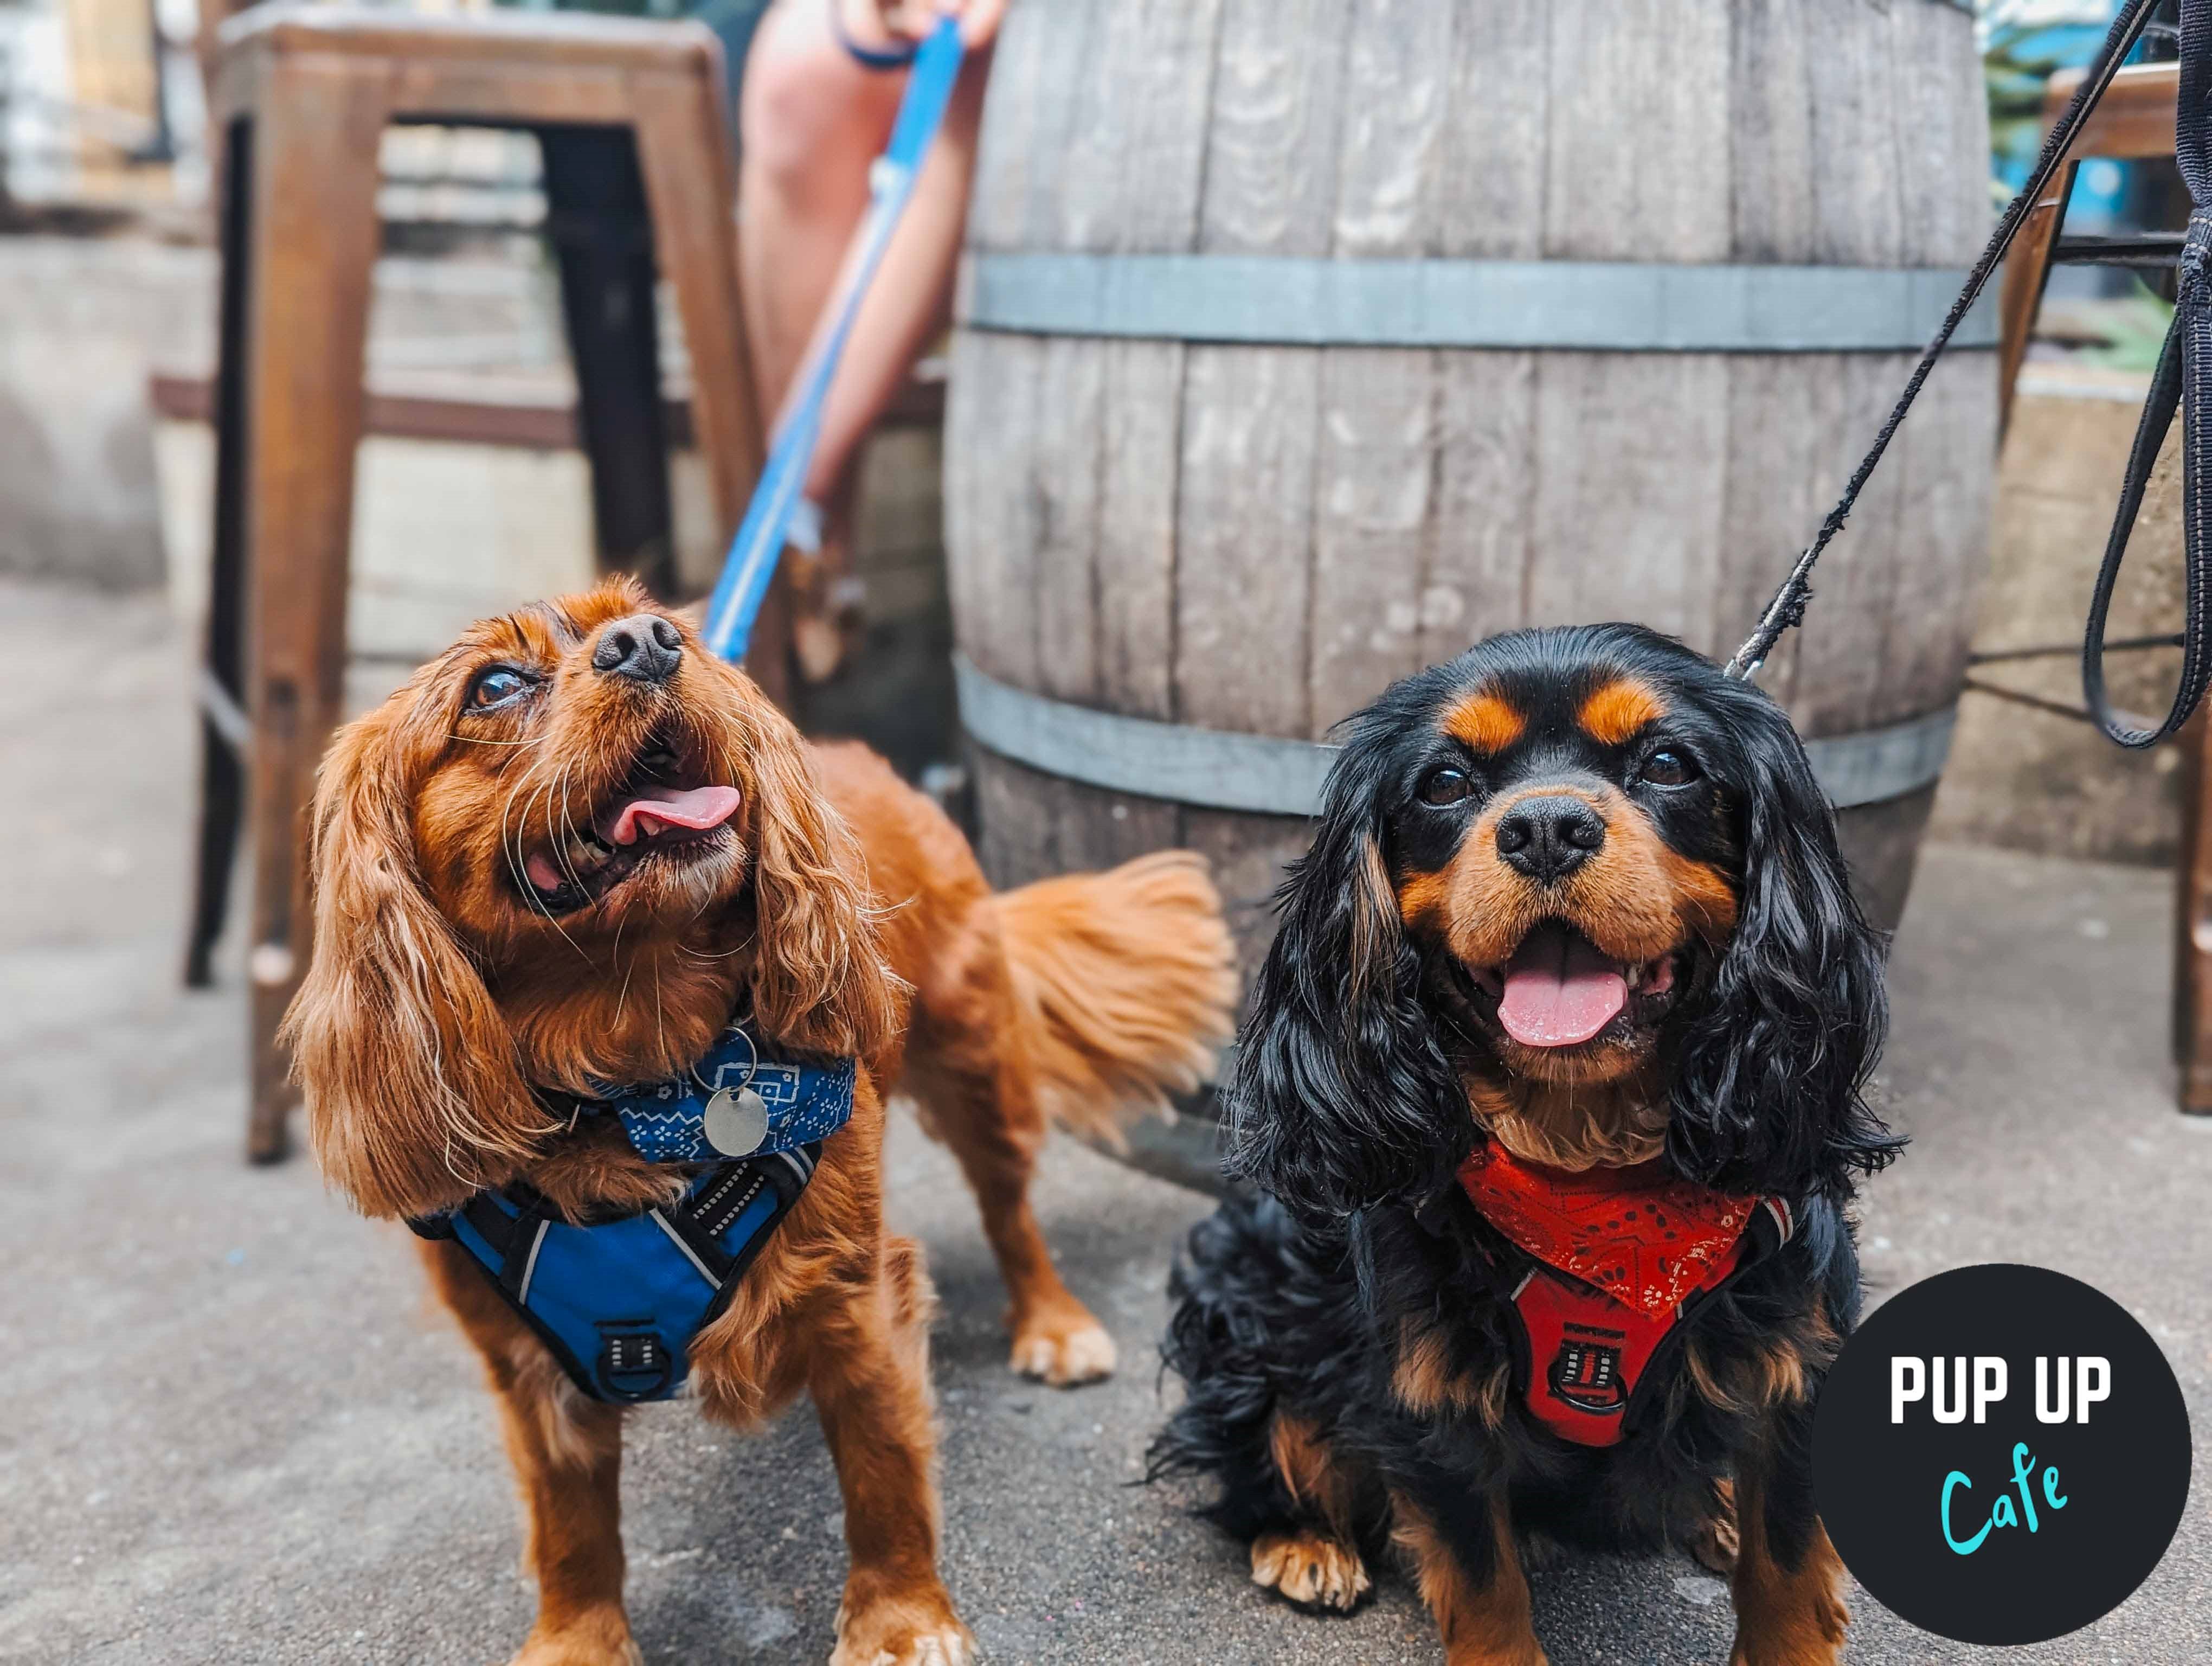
[1457,1145,1760,1317]
[1456,1145,1787,1446]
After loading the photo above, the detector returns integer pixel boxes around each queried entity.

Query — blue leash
[702,15,965,664]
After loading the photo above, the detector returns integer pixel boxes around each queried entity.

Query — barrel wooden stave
[947,0,1996,961]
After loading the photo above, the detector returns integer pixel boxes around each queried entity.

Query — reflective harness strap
[458,1192,551,1303]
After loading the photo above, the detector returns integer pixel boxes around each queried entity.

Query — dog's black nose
[1495,794,1605,883]
[592,614,683,684]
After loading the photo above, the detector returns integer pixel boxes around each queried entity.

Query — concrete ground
[2,576,2205,1665]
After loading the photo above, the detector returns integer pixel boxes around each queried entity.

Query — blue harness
[410,1020,855,1404]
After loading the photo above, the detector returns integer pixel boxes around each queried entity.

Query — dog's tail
[987,850,1238,1144]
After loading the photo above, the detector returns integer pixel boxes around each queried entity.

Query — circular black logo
[1814,1263,2191,1645]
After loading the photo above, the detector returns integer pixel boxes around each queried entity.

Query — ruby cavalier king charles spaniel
[284,579,1234,1666]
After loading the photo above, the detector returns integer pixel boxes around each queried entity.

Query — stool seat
[215,8,731,123]
[187,3,770,1161]
[1996,62,2181,432]
[223,7,727,67]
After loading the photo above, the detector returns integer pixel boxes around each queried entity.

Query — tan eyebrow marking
[1578,677,1667,746]
[1441,688,1525,754]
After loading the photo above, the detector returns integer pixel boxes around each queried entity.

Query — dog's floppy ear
[734,699,899,1065]
[1665,687,1899,1200]
[280,697,549,1219]
[1224,730,1467,1217]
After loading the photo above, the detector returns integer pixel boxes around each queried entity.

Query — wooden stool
[1997,62,2182,432]
[1990,60,2212,1113]
[184,5,770,1161]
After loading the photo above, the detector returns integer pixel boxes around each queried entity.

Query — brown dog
[284,577,1234,1665]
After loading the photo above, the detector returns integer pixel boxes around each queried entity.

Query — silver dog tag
[702,1086,769,1156]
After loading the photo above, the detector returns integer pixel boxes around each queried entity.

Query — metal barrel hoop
[954,657,1956,818]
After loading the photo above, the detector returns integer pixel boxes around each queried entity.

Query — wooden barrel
[945,0,1996,1148]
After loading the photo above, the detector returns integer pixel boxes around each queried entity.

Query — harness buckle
[595,1327,676,1402]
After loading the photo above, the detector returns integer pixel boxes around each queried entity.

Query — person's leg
[690,0,777,118]
[802,37,991,502]
[738,0,903,442]
[737,0,992,678]
[741,0,991,490]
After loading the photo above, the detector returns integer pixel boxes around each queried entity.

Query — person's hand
[859,0,1008,50]
[936,0,1009,48]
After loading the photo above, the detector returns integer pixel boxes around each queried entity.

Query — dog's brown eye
[467,667,530,711]
[1639,748,1697,787]
[1419,766,1473,806]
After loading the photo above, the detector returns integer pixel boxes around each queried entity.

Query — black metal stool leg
[185,119,255,990]
[538,123,678,599]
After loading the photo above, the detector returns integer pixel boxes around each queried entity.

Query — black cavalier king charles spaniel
[1151,624,1898,1665]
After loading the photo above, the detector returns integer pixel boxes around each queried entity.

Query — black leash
[1724,0,2183,742]
[2082,0,2212,746]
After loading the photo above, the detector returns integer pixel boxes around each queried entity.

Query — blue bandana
[591,1018,856,1163]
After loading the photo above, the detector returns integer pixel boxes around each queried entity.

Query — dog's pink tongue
[1496,925,1628,1048]
[598,784,742,847]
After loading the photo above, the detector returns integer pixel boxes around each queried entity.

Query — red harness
[1457,1146,1792,1447]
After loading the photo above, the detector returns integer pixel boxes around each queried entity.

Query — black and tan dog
[1151,624,1896,1664]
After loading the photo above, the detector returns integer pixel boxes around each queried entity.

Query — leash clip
[2181,209,2212,296]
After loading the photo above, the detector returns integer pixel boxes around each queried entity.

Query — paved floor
[2,578,2205,1665]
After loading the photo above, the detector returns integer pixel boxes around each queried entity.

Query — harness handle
[1725,0,2168,683]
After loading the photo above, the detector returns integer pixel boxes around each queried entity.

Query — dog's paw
[507,1610,642,1666]
[1250,1529,1372,1612]
[829,1631,970,1666]
[1009,1311,1117,1387]
[830,1592,974,1666]
[1728,1579,1849,1665]
[1728,1626,1846,1666]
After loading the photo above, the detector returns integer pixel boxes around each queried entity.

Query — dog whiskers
[652,955,666,1061]
[555,759,582,892]
[499,751,593,966]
